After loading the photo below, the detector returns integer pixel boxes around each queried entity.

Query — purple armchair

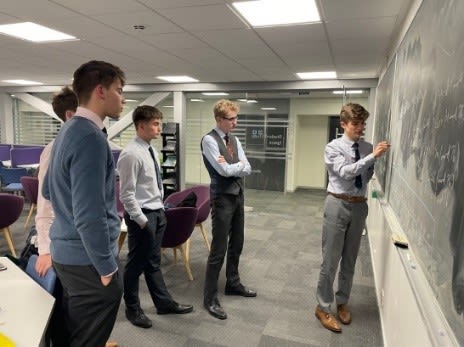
[164,185,211,251]
[162,207,198,281]
[20,176,39,230]
[0,166,28,194]
[0,193,24,257]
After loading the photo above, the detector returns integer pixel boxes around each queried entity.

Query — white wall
[294,115,327,189]
[286,96,369,192]
[367,181,458,346]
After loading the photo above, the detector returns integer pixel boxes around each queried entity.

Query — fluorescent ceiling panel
[2,79,43,85]
[232,0,320,27]
[157,75,198,83]
[296,71,337,80]
[0,22,76,42]
[202,92,229,96]
[333,90,363,94]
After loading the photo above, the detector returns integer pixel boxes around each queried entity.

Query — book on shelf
[162,155,176,168]
[162,122,177,135]
[162,140,176,152]
[162,177,176,186]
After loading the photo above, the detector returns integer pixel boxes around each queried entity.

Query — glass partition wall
[184,93,290,191]
[9,89,370,193]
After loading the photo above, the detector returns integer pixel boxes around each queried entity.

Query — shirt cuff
[103,268,118,277]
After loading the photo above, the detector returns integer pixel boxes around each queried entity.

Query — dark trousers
[204,193,245,302]
[44,278,70,347]
[53,262,123,347]
[123,209,173,311]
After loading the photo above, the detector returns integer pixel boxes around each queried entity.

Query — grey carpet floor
[3,189,383,346]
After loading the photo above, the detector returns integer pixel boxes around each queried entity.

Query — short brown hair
[52,86,78,122]
[340,103,369,123]
[72,60,125,105]
[213,99,239,119]
[132,105,163,128]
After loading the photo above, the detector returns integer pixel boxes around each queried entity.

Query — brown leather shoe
[315,306,341,333]
[105,341,118,347]
[337,304,352,325]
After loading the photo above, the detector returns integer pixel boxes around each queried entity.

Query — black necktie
[102,127,107,134]
[148,147,162,191]
[353,143,362,189]
[224,134,234,157]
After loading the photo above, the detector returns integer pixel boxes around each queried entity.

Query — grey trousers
[316,194,368,312]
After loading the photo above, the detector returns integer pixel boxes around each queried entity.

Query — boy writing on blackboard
[315,103,390,332]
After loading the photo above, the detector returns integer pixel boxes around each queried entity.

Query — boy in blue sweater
[43,60,125,347]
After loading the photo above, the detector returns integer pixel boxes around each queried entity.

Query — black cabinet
[161,122,179,197]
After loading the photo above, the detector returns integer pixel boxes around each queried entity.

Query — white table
[17,163,40,170]
[0,257,55,347]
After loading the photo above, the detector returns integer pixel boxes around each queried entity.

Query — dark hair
[52,86,78,122]
[132,105,163,128]
[340,103,370,123]
[72,60,125,105]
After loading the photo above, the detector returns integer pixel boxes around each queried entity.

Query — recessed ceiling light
[124,99,139,102]
[332,90,363,94]
[162,105,174,108]
[157,75,198,83]
[296,71,337,80]
[0,22,76,42]
[246,99,258,103]
[2,79,43,85]
[261,107,277,111]
[232,0,320,27]
[190,98,204,102]
[237,99,248,102]
[201,92,229,96]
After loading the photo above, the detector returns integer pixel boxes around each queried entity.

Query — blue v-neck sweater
[43,116,120,276]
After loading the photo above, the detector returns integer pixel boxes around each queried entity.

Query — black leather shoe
[157,301,194,315]
[224,284,257,297]
[204,298,227,320]
[125,308,152,328]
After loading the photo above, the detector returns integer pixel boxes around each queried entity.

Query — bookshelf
[161,122,179,197]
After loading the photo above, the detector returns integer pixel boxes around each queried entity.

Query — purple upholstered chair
[20,176,39,230]
[162,207,198,281]
[0,193,24,257]
[164,185,211,251]
[0,167,28,194]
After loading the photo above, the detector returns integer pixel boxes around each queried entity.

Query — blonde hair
[340,103,369,123]
[213,99,239,118]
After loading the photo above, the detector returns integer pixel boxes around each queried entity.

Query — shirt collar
[135,136,151,149]
[341,134,357,147]
[214,127,227,138]
[75,106,105,130]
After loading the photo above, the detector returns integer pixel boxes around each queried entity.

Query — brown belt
[328,192,367,203]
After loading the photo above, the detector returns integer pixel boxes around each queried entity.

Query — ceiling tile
[157,4,245,31]
[256,23,326,44]
[326,16,397,39]
[321,0,406,20]
[92,11,183,35]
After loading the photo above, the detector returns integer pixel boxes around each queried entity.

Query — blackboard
[375,0,464,343]
[373,59,394,194]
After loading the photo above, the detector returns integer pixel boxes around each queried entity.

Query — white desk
[0,257,55,347]
[17,163,40,170]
